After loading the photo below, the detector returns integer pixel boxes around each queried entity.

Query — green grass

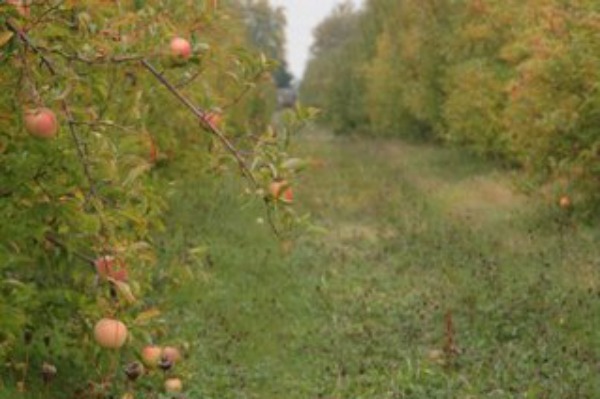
[158,130,600,398]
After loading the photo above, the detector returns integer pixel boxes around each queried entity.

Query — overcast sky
[269,0,361,81]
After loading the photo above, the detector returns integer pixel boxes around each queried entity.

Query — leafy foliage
[0,1,306,396]
[300,0,600,216]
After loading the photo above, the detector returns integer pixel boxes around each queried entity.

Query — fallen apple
[164,378,183,393]
[162,346,181,364]
[141,345,162,368]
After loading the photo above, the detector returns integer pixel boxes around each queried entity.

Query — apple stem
[220,69,267,112]
[44,234,96,268]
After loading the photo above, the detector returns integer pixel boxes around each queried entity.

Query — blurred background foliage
[300,0,600,217]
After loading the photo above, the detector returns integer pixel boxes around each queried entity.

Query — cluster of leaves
[301,0,600,217]
[0,0,306,397]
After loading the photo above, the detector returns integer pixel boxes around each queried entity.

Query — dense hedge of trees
[301,0,600,215]
[0,0,301,396]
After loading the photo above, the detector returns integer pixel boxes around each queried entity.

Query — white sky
[269,0,361,81]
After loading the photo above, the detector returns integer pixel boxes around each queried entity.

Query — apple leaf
[0,31,13,48]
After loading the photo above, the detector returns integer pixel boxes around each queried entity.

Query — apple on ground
[141,345,162,368]
[164,378,183,393]
[162,346,182,363]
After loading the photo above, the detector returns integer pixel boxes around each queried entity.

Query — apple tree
[0,0,305,396]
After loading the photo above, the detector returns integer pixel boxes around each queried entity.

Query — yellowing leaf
[109,279,136,304]
[134,308,161,325]
[123,162,151,187]
[0,31,13,48]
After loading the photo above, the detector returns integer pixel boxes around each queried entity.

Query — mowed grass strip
[159,131,600,398]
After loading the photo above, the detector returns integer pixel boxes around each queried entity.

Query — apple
[94,255,128,282]
[559,195,571,209]
[170,37,192,60]
[269,180,293,204]
[24,107,58,138]
[164,378,183,393]
[94,318,128,349]
[162,346,181,364]
[7,0,30,17]
[141,345,162,368]
[281,186,293,203]
[204,111,222,129]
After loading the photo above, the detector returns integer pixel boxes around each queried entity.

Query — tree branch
[6,18,57,75]
[141,59,282,237]
[140,59,259,188]
[44,234,96,267]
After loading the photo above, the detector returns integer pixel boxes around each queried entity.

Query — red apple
[269,180,293,204]
[94,318,128,349]
[204,111,222,129]
[141,345,162,368]
[24,107,58,138]
[281,186,293,203]
[164,378,183,393]
[170,37,192,60]
[94,255,128,282]
[162,346,181,364]
[7,0,30,17]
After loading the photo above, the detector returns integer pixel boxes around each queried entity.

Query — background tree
[240,0,294,88]
[300,0,600,216]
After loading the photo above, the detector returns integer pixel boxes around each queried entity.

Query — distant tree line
[301,0,600,216]
[240,0,294,88]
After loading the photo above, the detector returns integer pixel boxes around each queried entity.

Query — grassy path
[161,131,600,398]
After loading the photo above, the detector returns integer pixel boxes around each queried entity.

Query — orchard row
[1,1,302,397]
[301,0,600,217]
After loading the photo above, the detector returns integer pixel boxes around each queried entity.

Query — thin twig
[220,69,266,112]
[44,234,96,266]
[42,47,145,65]
[70,119,136,132]
[61,102,100,198]
[6,18,57,75]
